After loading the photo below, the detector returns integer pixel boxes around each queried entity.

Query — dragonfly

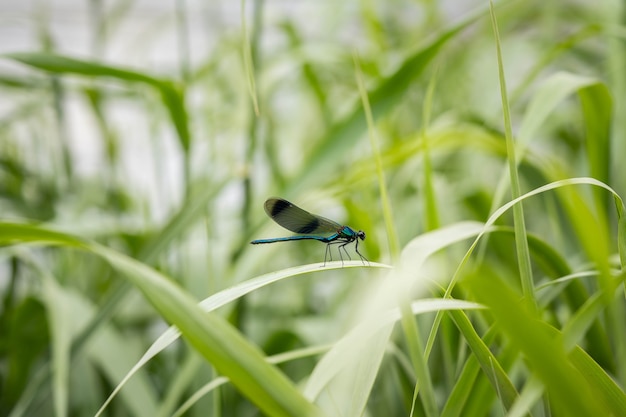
[250,197,368,265]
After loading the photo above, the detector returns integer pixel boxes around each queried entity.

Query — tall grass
[0,1,625,416]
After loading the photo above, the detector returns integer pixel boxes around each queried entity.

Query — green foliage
[0,1,625,416]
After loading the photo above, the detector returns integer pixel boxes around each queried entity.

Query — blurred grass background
[0,0,625,416]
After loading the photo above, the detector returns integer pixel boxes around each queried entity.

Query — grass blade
[287,5,486,195]
[489,0,535,309]
[469,270,616,416]
[4,52,190,152]
[0,223,321,417]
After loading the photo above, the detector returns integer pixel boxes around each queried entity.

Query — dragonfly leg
[324,239,359,267]
[355,238,369,265]
[323,243,334,267]
[337,243,344,266]
[324,241,345,266]
[338,241,352,265]
[323,240,345,266]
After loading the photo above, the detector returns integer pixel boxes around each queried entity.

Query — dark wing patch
[263,198,340,235]
[295,218,321,234]
[268,198,291,217]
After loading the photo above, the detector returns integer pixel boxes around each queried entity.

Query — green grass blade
[433,177,624,325]
[428,177,624,414]
[617,201,626,270]
[4,52,190,152]
[440,326,497,417]
[510,24,601,103]
[157,81,190,152]
[578,82,612,208]
[4,52,161,85]
[303,222,488,415]
[17,250,160,417]
[240,0,259,116]
[469,270,616,416]
[157,352,203,417]
[517,71,612,213]
[518,72,607,149]
[62,179,229,393]
[172,345,332,417]
[0,222,89,248]
[0,223,321,417]
[91,250,320,417]
[38,265,72,417]
[287,6,485,195]
[492,72,613,221]
[303,299,483,415]
[448,311,519,410]
[97,261,390,413]
[506,375,544,417]
[568,342,626,414]
[354,52,399,259]
[489,0,535,309]
[404,307,437,417]
[421,69,441,231]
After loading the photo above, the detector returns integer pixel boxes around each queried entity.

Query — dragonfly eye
[358,230,366,240]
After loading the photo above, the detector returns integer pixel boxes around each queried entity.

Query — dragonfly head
[357,230,366,241]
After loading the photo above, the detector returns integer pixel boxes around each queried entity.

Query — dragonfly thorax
[338,226,366,242]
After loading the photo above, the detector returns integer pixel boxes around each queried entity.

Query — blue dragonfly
[251,197,368,265]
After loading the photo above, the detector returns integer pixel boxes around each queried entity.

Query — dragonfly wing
[264,198,341,235]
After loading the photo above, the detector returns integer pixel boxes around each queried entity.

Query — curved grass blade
[12,249,160,417]
[303,299,484,412]
[172,345,331,417]
[469,270,621,416]
[97,261,390,414]
[490,72,613,251]
[3,52,190,152]
[440,325,498,417]
[426,177,625,413]
[304,222,488,416]
[286,2,492,195]
[67,179,228,393]
[490,0,535,308]
[0,223,321,417]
